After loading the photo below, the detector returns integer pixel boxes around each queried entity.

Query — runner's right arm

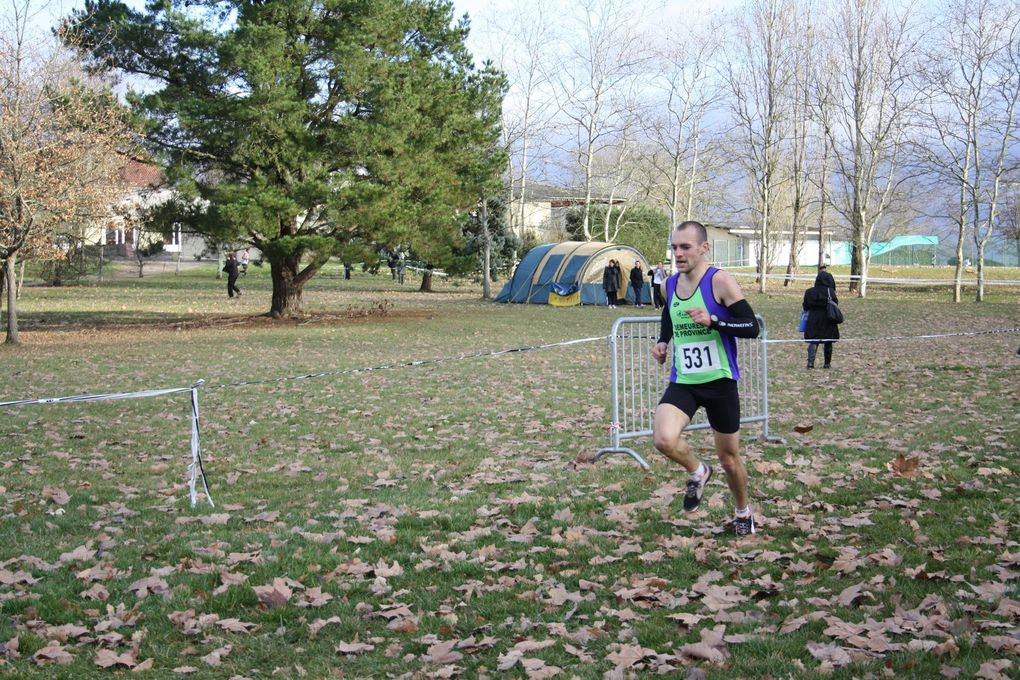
[657,303,673,344]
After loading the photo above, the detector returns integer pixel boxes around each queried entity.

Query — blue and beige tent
[495,241,652,306]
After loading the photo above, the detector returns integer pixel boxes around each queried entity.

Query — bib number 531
[679,341,721,374]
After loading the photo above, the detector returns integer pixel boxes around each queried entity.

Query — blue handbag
[798,311,808,332]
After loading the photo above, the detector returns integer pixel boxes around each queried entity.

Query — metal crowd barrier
[594,314,780,469]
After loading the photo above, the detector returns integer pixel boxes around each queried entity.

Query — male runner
[651,221,760,535]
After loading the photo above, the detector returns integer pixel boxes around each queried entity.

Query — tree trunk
[419,268,434,292]
[17,259,26,298]
[849,211,866,296]
[953,227,965,303]
[784,223,801,288]
[216,249,224,279]
[5,256,19,345]
[481,199,491,300]
[269,253,305,317]
[975,242,985,302]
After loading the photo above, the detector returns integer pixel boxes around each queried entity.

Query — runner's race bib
[678,341,722,374]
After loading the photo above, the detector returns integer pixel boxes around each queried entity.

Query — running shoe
[682,464,713,511]
[733,513,756,536]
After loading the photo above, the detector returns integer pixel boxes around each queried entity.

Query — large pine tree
[66,0,504,316]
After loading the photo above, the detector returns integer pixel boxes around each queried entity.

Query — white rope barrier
[765,327,1020,344]
[1,380,214,508]
[728,271,1020,286]
[203,335,608,391]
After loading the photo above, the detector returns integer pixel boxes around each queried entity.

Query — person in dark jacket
[802,264,839,368]
[602,259,621,308]
[630,260,645,307]
[223,253,242,299]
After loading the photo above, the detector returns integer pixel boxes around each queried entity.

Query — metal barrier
[594,314,780,469]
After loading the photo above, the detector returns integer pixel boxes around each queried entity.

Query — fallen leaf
[95,648,137,669]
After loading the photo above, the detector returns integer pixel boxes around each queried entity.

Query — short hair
[675,220,708,243]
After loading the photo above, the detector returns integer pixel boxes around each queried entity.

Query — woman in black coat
[802,266,840,368]
[602,260,620,308]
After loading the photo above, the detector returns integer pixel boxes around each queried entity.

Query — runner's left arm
[711,299,759,338]
[711,272,760,338]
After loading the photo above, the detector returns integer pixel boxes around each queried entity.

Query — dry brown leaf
[127,575,172,600]
[889,454,921,477]
[217,618,258,634]
[679,629,728,665]
[0,636,19,659]
[607,643,655,668]
[253,578,292,609]
[425,640,463,665]
[806,641,852,667]
[307,616,342,639]
[33,644,74,666]
[521,657,562,678]
[335,641,374,655]
[201,644,232,666]
[42,486,71,505]
[95,648,137,669]
[975,659,1013,680]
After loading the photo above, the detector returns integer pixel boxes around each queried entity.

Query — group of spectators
[601,259,671,309]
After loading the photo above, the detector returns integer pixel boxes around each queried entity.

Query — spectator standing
[650,262,668,309]
[602,259,620,308]
[223,253,242,298]
[630,260,645,307]
[240,249,249,276]
[802,264,840,368]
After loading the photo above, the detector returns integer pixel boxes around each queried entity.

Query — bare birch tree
[723,0,798,293]
[819,0,921,297]
[1,0,132,343]
[642,25,722,257]
[549,0,649,240]
[917,0,1020,302]
[783,1,821,286]
[490,1,557,244]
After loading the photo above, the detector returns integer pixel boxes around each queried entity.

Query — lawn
[1,263,1018,679]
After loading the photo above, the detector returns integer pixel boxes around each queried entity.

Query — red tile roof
[118,156,165,189]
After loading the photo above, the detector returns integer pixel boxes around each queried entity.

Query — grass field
[1,262,1018,679]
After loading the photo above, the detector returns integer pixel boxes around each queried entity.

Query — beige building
[509,182,624,242]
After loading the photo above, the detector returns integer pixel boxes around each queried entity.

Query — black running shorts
[658,379,741,434]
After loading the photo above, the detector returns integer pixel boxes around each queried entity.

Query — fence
[594,315,779,469]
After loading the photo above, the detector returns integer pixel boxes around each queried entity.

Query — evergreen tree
[65,0,504,317]
[456,193,520,279]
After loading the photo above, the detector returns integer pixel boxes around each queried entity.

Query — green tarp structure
[831,235,939,265]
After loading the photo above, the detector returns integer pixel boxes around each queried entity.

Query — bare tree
[783,1,821,286]
[1002,184,1020,267]
[819,0,922,297]
[490,1,557,244]
[917,0,1020,301]
[723,0,799,293]
[641,25,722,256]
[1,0,132,343]
[549,0,650,240]
[590,93,647,242]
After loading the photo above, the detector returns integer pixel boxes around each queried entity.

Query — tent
[494,241,653,305]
